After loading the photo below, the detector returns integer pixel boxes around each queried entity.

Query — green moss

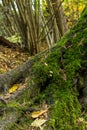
[30,7,87,129]
[50,92,80,129]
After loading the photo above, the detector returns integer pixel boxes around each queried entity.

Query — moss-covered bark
[30,7,87,129]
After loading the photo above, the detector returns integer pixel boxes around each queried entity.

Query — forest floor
[0,45,51,130]
[0,44,30,95]
[0,45,29,72]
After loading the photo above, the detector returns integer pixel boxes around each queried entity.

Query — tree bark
[0,47,55,92]
[0,55,38,92]
[51,0,68,36]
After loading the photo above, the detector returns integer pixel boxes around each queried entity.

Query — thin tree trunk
[51,0,68,36]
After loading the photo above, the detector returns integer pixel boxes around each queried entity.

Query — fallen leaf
[31,109,49,118]
[8,84,20,93]
[31,118,47,128]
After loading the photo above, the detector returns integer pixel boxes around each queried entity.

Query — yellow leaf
[31,109,48,118]
[8,84,19,93]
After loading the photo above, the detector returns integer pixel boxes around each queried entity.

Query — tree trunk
[0,56,38,92]
[51,0,68,36]
[0,47,55,92]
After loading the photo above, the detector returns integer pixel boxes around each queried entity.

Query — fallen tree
[0,36,18,48]
[0,36,26,52]
[26,7,87,109]
[28,7,87,129]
